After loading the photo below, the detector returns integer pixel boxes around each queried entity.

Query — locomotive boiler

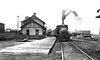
[54,25,71,42]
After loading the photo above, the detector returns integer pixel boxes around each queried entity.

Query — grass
[72,37,100,60]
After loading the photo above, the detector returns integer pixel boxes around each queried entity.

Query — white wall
[30,28,35,35]
[22,28,26,35]
[21,24,43,35]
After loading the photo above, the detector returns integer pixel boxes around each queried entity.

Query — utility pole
[17,16,19,30]
[96,9,100,34]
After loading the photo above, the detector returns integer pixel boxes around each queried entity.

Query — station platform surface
[0,37,56,54]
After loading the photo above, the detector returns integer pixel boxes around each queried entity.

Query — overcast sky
[0,0,100,34]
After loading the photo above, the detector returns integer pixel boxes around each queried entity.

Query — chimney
[34,12,36,16]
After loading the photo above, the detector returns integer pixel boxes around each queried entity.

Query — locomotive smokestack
[62,10,66,25]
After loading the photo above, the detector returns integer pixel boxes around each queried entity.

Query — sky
[0,0,100,34]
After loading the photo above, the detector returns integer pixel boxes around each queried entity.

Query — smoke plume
[62,9,82,32]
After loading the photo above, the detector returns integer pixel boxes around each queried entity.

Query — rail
[69,42,94,60]
[60,42,65,60]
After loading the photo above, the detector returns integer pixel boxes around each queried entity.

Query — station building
[20,13,46,35]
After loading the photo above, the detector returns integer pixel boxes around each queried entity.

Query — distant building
[0,23,5,33]
[5,28,11,32]
[75,30,91,35]
[5,28,19,33]
[20,13,46,35]
[73,30,91,37]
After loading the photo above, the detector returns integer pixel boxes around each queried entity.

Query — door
[36,29,39,35]
[26,29,29,35]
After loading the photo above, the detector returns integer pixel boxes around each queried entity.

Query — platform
[0,37,56,54]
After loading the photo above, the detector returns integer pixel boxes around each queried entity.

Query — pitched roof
[20,19,45,28]
[31,14,45,24]
[22,13,45,24]
[21,13,45,28]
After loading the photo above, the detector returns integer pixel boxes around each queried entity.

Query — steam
[62,10,72,20]
[62,9,83,32]
[73,11,82,31]
[62,10,67,21]
[74,17,82,31]
[72,11,78,16]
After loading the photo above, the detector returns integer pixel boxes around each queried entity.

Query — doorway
[36,29,39,35]
[26,29,29,35]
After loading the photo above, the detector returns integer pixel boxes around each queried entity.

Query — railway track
[69,42,94,60]
[50,41,95,60]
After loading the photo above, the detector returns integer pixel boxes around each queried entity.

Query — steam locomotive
[50,10,77,42]
[51,25,71,42]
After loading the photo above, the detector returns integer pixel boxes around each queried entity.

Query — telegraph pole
[96,9,100,34]
[17,16,19,30]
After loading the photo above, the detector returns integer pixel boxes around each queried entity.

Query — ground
[0,35,100,60]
